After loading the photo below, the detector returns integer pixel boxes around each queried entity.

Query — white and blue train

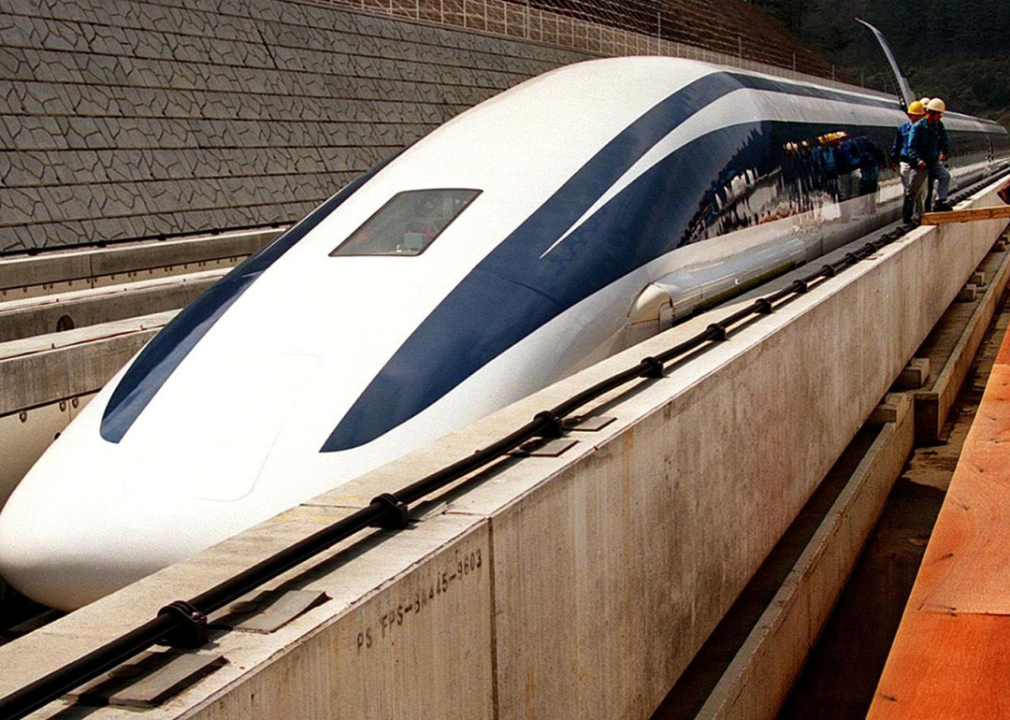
[2,57,1008,610]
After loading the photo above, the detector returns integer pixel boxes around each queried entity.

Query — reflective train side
[1,56,1007,610]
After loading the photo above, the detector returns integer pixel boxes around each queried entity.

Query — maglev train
[2,57,1007,610]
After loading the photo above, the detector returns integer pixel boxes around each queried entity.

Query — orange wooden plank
[868,612,1010,718]
[921,205,1010,225]
[866,324,1010,719]
[918,360,1010,614]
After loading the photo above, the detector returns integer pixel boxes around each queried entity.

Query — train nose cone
[0,511,117,611]
[0,441,190,611]
[0,477,161,610]
[0,434,291,611]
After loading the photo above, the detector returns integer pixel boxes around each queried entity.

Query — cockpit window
[330,189,481,257]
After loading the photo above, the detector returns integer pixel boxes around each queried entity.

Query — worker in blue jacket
[904,98,952,222]
[892,100,926,223]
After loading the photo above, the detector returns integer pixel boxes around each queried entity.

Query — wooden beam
[921,205,1010,225]
[866,325,1010,720]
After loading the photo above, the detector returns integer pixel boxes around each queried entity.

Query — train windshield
[330,189,481,257]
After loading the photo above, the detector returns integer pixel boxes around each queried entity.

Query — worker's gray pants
[899,161,922,221]
[899,161,912,190]
[904,163,951,222]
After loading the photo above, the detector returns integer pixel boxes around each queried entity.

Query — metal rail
[1,171,1007,720]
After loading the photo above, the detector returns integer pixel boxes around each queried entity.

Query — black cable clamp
[533,411,565,439]
[640,356,665,379]
[706,323,728,341]
[843,252,859,266]
[157,600,208,648]
[791,278,809,294]
[370,493,410,530]
[821,264,837,278]
[754,297,774,315]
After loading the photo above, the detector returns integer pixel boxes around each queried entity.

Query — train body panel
[1,57,1007,610]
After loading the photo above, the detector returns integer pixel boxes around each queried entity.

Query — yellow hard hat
[926,98,946,113]
[907,101,926,115]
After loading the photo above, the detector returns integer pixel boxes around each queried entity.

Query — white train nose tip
[0,505,134,611]
[0,457,270,611]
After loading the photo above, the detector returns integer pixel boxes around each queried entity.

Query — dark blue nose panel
[100,157,397,443]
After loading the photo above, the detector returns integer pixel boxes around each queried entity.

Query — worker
[916,97,935,210]
[905,98,952,222]
[891,100,926,216]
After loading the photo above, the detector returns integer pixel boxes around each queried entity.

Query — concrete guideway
[0,270,226,343]
[658,394,914,720]
[773,265,1010,719]
[1,181,1007,719]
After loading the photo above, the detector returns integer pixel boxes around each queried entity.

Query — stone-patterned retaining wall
[0,0,590,252]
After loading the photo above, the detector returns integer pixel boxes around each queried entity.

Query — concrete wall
[0,0,590,252]
[2,187,1006,720]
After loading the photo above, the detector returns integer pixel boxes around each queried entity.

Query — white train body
[1,57,1007,610]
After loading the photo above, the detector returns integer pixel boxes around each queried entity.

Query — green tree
[793,0,1010,127]
[749,0,819,33]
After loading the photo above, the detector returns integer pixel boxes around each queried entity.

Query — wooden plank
[921,205,1010,225]
[868,613,1010,718]
[921,338,1010,614]
[866,322,1010,719]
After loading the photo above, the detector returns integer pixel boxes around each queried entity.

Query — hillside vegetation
[751,0,1010,127]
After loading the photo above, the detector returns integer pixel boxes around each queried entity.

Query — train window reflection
[330,189,481,257]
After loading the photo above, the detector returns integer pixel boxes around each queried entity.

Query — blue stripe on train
[321,120,762,451]
[321,74,908,451]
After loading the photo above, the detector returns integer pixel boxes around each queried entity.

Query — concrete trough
[692,394,914,720]
[0,270,225,343]
[0,311,176,417]
[0,228,280,300]
[1,183,1007,720]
